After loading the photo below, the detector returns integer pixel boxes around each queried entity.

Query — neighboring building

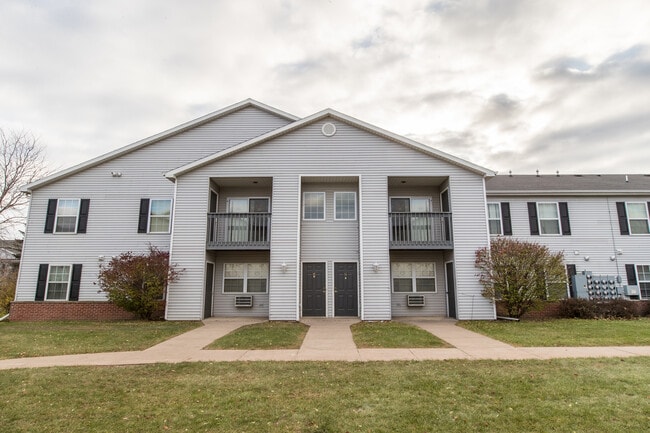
[485,174,650,301]
[10,100,650,321]
[12,99,495,321]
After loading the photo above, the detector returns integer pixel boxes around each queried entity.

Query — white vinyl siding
[149,199,172,233]
[487,203,502,235]
[627,203,650,234]
[46,265,71,300]
[54,199,80,233]
[538,202,561,235]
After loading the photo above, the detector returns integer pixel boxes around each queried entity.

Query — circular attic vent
[321,122,337,137]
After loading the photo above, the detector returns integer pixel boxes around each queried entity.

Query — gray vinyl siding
[488,194,650,280]
[15,106,290,307]
[447,175,495,320]
[210,250,270,317]
[390,251,447,317]
[169,117,492,320]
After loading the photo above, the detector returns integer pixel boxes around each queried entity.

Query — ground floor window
[46,265,71,300]
[391,262,436,293]
[223,263,268,293]
[637,265,650,299]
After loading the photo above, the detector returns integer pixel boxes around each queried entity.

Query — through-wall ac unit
[407,294,425,307]
[235,295,253,308]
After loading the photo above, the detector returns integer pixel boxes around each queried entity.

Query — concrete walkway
[1,317,649,370]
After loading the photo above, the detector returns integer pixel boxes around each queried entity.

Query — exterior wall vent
[321,122,336,137]
[407,294,425,307]
[235,295,253,308]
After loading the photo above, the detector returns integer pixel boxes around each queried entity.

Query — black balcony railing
[389,212,453,248]
[207,213,271,249]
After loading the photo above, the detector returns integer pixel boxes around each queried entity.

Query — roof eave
[23,99,297,192]
[487,190,650,197]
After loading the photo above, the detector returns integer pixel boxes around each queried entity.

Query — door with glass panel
[390,198,432,243]
[227,198,269,243]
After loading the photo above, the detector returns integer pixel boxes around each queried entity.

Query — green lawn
[351,320,449,348]
[458,318,650,347]
[1,358,648,432]
[0,320,201,359]
[206,321,309,350]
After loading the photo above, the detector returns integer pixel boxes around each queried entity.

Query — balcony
[207,213,271,250]
[389,212,453,249]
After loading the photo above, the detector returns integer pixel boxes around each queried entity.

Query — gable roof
[166,108,496,179]
[22,99,298,192]
[486,174,650,196]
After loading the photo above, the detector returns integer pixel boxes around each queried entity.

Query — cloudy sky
[1,0,649,175]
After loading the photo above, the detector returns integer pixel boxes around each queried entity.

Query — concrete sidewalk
[1,317,649,370]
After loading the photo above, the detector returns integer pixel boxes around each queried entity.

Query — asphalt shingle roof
[486,174,650,193]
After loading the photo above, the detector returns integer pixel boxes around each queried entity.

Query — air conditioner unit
[407,294,425,307]
[235,295,253,308]
[623,285,639,296]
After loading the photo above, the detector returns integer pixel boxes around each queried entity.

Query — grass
[0,320,201,359]
[458,318,650,347]
[351,320,449,348]
[206,321,309,350]
[1,358,649,432]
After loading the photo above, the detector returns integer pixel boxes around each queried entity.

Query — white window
[303,192,325,220]
[391,262,436,293]
[149,199,172,233]
[335,192,356,220]
[627,203,650,235]
[487,203,502,235]
[223,263,268,293]
[46,265,71,300]
[54,199,80,233]
[637,265,650,299]
[537,202,560,235]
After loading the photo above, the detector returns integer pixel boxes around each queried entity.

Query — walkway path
[1,317,649,370]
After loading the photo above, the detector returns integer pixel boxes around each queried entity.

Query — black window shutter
[35,264,49,301]
[559,202,571,235]
[44,199,58,233]
[616,202,629,235]
[527,202,539,235]
[566,264,577,298]
[625,264,637,285]
[138,199,150,233]
[500,202,512,235]
[77,199,90,233]
[69,264,82,301]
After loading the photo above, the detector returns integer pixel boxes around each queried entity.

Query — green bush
[0,266,18,315]
[558,298,639,319]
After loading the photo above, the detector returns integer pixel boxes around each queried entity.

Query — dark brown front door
[204,262,214,319]
[302,263,326,316]
[334,263,358,317]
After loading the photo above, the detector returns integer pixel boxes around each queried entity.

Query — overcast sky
[1,0,649,176]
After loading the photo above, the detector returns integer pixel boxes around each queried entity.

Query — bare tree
[0,129,48,238]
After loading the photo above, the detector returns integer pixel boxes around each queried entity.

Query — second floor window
[303,192,325,220]
[627,203,650,234]
[149,200,172,233]
[335,192,356,220]
[487,203,502,235]
[55,199,80,233]
[537,203,560,235]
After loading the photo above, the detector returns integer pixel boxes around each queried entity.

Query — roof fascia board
[22,99,297,192]
[487,190,650,197]
[167,108,496,179]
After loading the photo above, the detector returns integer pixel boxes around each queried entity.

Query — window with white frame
[391,262,436,293]
[46,265,71,300]
[537,202,560,235]
[149,199,172,233]
[335,192,356,220]
[487,203,502,235]
[223,263,268,293]
[303,192,325,220]
[637,265,650,299]
[55,199,80,233]
[627,203,650,234]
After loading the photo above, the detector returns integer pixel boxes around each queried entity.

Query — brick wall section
[496,300,650,320]
[8,301,166,321]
